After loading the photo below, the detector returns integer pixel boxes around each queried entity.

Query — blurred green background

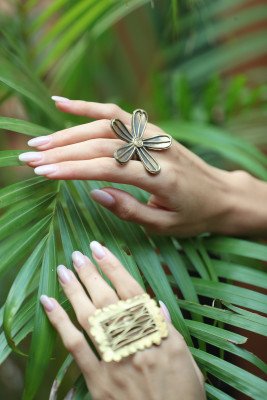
[0,1,267,399]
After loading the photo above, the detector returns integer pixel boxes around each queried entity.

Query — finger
[33,158,163,194]
[20,138,122,167]
[40,295,99,376]
[90,241,144,299]
[71,251,119,308]
[53,100,131,124]
[90,187,176,233]
[27,119,115,150]
[56,265,96,334]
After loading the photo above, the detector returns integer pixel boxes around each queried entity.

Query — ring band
[111,109,172,174]
[89,293,169,362]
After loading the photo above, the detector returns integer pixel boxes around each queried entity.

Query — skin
[40,243,206,400]
[20,100,267,237]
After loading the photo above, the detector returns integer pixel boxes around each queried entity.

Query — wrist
[209,169,267,236]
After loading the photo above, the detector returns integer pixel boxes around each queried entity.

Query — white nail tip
[18,152,42,162]
[51,95,70,103]
[28,136,50,147]
[34,165,57,175]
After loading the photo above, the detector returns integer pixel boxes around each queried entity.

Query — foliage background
[0,0,267,399]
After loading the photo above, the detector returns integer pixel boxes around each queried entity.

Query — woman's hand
[19,99,261,237]
[40,241,205,400]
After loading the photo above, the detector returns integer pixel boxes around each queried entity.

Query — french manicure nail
[51,95,70,103]
[72,251,86,268]
[57,265,72,284]
[159,301,171,322]
[40,294,54,312]
[34,165,57,175]
[90,241,106,260]
[28,136,50,147]
[90,189,115,207]
[18,152,42,162]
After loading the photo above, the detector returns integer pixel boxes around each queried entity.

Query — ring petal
[114,143,136,163]
[111,119,132,142]
[136,147,161,174]
[143,134,172,150]
[132,109,148,139]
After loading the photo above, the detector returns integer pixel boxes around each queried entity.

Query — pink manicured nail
[90,189,115,207]
[18,152,42,162]
[159,301,171,322]
[57,265,72,284]
[51,95,70,103]
[90,241,106,260]
[28,136,50,147]
[34,165,57,175]
[40,295,54,312]
[72,251,86,268]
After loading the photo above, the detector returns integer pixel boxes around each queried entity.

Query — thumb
[90,187,171,230]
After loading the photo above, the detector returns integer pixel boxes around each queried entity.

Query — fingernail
[159,301,171,322]
[72,251,86,268]
[18,152,42,162]
[28,136,50,147]
[51,95,70,103]
[40,294,54,312]
[90,189,115,207]
[90,241,106,260]
[34,165,57,176]
[57,265,72,284]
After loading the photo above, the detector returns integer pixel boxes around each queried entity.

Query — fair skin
[19,99,267,237]
[40,242,206,400]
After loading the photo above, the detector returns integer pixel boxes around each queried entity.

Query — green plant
[0,1,267,399]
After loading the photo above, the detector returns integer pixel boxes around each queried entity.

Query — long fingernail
[90,241,106,260]
[40,295,55,312]
[51,95,70,103]
[57,265,72,284]
[72,251,86,268]
[34,165,57,176]
[159,301,171,322]
[90,189,115,207]
[19,152,42,162]
[28,136,50,147]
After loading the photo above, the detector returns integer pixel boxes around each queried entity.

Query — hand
[19,99,253,237]
[40,241,205,400]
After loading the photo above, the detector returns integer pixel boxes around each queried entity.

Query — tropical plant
[0,1,267,399]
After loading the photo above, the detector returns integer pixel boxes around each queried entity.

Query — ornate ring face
[89,294,169,362]
[111,109,172,174]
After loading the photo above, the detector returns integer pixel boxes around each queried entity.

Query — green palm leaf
[0,1,267,399]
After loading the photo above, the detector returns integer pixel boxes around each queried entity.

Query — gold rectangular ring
[89,293,169,362]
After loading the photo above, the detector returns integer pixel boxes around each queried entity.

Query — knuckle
[170,336,187,356]
[77,312,90,328]
[133,351,156,370]
[166,167,179,189]
[52,310,66,328]
[117,203,136,221]
[106,103,120,117]
[111,372,127,388]
[99,118,111,130]
[64,332,84,353]
[97,293,113,306]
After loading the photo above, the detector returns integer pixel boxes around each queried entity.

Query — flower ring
[111,109,172,174]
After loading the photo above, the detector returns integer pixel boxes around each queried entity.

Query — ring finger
[20,138,123,167]
[56,265,97,335]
